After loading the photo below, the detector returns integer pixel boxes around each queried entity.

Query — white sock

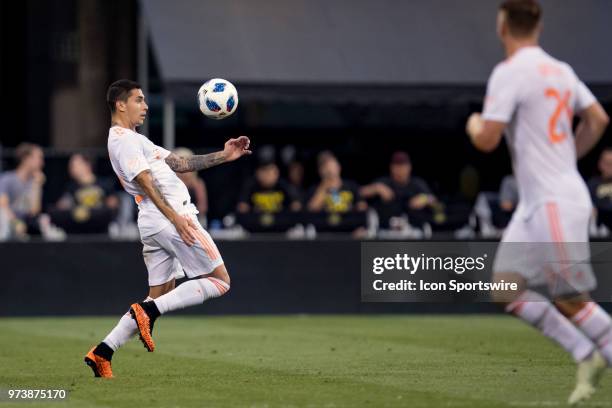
[154,277,229,315]
[506,291,594,362]
[571,302,612,365]
[103,296,153,351]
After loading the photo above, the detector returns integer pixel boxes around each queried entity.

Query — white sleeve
[116,138,150,182]
[158,146,172,160]
[482,65,520,123]
[142,136,171,160]
[574,80,596,113]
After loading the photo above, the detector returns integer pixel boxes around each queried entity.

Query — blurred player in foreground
[84,79,251,378]
[466,0,610,404]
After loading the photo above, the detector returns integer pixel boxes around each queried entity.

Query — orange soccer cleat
[130,303,156,352]
[84,347,113,378]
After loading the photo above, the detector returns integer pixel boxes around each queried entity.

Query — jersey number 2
[545,88,573,144]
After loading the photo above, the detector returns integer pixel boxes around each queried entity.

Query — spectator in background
[287,159,306,200]
[360,151,441,227]
[57,153,118,210]
[236,159,301,232]
[0,143,63,239]
[307,151,367,213]
[51,153,119,233]
[237,159,301,214]
[173,147,208,223]
[588,147,612,228]
[307,151,367,236]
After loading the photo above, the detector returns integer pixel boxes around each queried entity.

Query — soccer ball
[197,78,238,119]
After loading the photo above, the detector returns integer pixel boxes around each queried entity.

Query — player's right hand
[172,215,197,247]
[466,112,484,140]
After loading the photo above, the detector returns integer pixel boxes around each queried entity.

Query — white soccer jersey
[482,46,596,215]
[107,126,196,237]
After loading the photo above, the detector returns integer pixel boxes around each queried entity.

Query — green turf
[0,315,611,407]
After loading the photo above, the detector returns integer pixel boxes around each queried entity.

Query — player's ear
[116,100,127,112]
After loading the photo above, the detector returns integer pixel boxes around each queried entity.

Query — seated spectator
[306,151,367,234]
[50,153,118,234]
[236,159,301,232]
[174,147,208,224]
[588,147,612,228]
[287,159,306,200]
[238,160,301,214]
[0,143,64,240]
[360,151,442,228]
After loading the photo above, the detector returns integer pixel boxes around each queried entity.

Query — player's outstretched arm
[165,136,252,173]
[134,169,197,246]
[575,103,610,159]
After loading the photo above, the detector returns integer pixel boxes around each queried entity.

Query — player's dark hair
[106,79,142,113]
[15,143,41,165]
[499,0,541,38]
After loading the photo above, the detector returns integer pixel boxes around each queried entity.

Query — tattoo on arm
[165,152,226,173]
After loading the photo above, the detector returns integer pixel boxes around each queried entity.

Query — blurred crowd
[2,142,612,241]
[0,144,120,241]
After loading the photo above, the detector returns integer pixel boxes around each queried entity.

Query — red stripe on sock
[207,277,228,295]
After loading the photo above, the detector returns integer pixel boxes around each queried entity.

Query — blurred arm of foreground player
[466,113,506,153]
[575,103,609,159]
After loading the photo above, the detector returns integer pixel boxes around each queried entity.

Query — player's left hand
[224,136,252,162]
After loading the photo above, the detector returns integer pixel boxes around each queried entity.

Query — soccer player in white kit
[84,80,251,378]
[466,0,610,404]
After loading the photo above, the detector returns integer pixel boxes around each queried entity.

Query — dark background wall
[2,240,611,316]
[0,239,498,316]
[144,0,612,84]
[0,0,137,149]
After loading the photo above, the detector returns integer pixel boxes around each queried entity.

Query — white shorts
[141,214,224,286]
[493,201,596,296]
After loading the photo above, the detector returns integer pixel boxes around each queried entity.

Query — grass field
[0,315,611,407]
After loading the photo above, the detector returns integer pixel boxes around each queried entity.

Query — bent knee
[210,264,230,286]
[204,276,230,297]
[219,274,231,287]
[196,264,230,292]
